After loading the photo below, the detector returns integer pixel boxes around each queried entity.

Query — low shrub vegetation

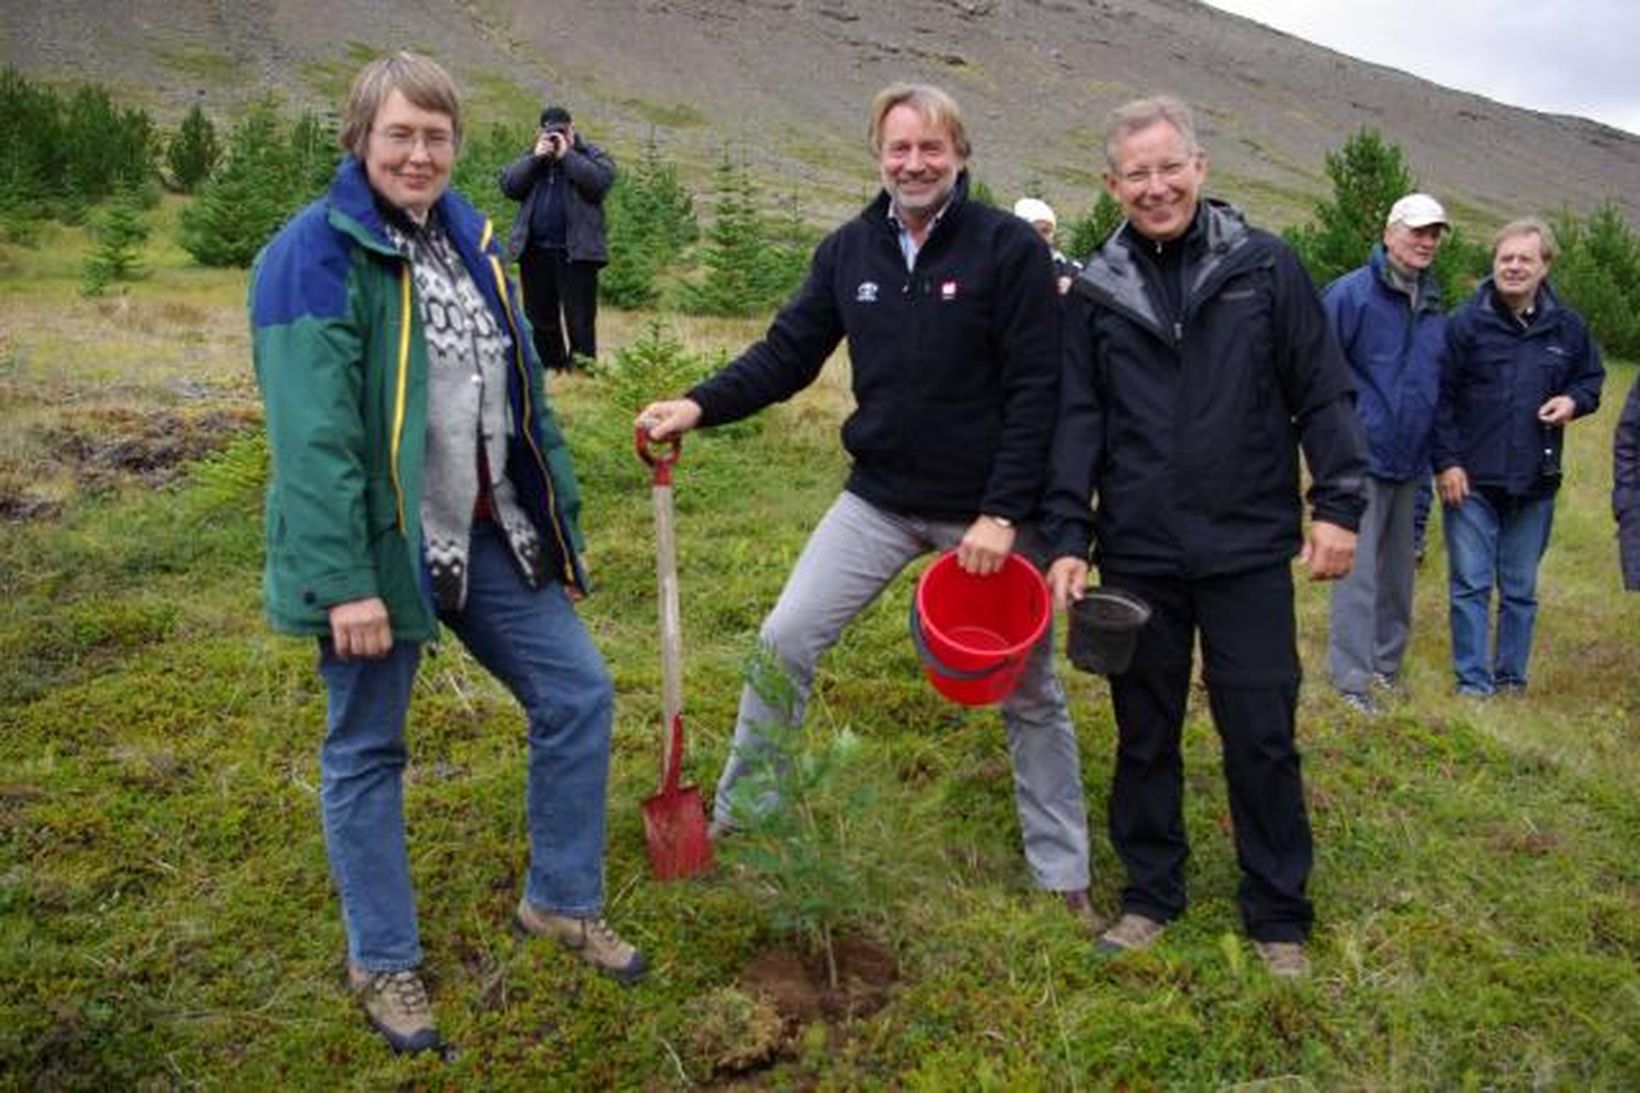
[1,120,1637,1091]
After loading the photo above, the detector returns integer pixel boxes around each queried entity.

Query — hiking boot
[347,967,443,1055]
[1096,912,1166,954]
[514,899,648,984]
[1254,939,1311,979]
[1062,889,1108,936]
[1368,671,1403,696]
[1340,690,1381,716]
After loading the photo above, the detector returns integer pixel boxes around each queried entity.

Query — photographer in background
[501,105,615,371]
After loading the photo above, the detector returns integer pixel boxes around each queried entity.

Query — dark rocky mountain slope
[5,0,1636,225]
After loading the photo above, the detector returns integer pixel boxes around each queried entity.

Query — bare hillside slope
[4,0,1636,225]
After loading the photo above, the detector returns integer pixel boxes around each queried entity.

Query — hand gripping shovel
[636,426,714,880]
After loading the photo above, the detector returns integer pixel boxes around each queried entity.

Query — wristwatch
[984,514,1014,529]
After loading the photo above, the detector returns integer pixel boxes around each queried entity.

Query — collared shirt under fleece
[684,172,1062,524]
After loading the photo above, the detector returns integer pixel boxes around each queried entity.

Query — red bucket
[911,551,1051,706]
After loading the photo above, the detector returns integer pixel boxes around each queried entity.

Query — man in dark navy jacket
[1043,95,1368,978]
[1433,218,1604,696]
[637,84,1095,927]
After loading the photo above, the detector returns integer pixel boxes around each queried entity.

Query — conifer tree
[1284,128,1414,287]
[166,103,220,193]
[680,150,771,317]
[1064,191,1124,262]
[179,99,295,267]
[601,133,698,309]
[286,111,339,196]
[82,186,150,295]
[755,192,814,305]
[1553,203,1640,358]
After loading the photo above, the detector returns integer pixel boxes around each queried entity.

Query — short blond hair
[868,83,971,159]
[1104,94,1200,168]
[1492,217,1557,262]
[339,52,463,159]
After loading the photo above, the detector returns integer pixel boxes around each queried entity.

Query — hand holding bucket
[910,551,1051,706]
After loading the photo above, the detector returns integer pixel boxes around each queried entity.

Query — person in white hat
[1013,196,1081,293]
[1321,192,1451,715]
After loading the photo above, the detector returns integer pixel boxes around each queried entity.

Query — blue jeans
[1442,490,1556,695]
[318,521,615,971]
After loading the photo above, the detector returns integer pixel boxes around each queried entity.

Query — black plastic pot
[1066,588,1152,676]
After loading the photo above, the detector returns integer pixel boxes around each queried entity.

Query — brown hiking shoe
[515,899,648,984]
[347,967,443,1055]
[1254,940,1311,979]
[1096,912,1166,954]
[1062,889,1109,936]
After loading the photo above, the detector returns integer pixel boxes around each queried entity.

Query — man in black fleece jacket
[1043,95,1368,977]
[638,83,1095,928]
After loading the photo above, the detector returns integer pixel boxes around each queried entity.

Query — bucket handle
[908,596,1011,682]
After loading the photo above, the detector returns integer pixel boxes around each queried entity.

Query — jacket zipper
[487,248,576,587]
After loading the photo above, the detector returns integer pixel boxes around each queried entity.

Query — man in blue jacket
[1434,218,1605,696]
[1044,94,1367,978]
[636,83,1096,931]
[1322,193,1450,714]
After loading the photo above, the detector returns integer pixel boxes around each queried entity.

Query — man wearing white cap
[1321,192,1450,714]
[1013,196,1080,294]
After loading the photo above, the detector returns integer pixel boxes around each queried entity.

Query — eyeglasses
[1115,159,1195,188]
[373,127,455,156]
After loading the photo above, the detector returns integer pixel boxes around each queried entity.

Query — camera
[536,125,569,159]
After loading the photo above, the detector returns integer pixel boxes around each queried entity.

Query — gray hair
[339,51,463,159]
[1104,94,1200,168]
[1492,217,1557,262]
[868,82,972,159]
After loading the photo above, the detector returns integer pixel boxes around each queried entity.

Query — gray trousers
[713,491,1092,892]
[1327,475,1419,693]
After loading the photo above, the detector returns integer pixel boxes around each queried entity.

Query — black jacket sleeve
[498,153,540,201]
[561,141,616,203]
[1041,291,1102,560]
[981,221,1063,522]
[1615,374,1640,591]
[1270,242,1368,531]
[686,234,846,426]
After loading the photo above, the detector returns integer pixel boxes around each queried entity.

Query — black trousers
[1102,563,1314,942]
[518,248,599,369]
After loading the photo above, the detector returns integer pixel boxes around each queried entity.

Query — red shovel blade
[642,713,714,880]
[642,786,714,880]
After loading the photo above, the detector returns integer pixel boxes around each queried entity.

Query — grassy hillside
[1,212,1637,1089]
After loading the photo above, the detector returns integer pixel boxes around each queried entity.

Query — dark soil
[0,406,259,523]
[740,933,898,1025]
[46,406,259,488]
